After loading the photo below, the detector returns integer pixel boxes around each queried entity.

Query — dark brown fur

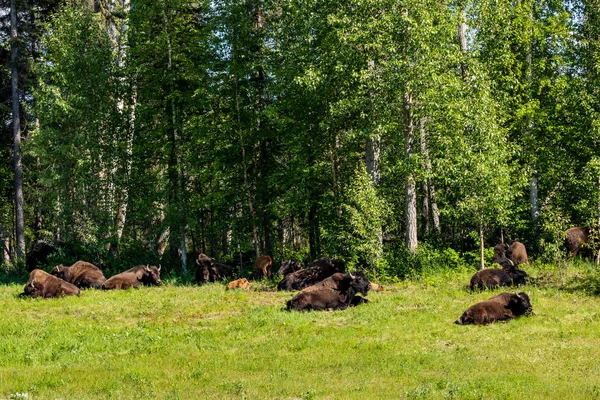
[565,226,590,258]
[277,260,303,276]
[277,258,346,291]
[286,271,370,311]
[455,292,532,325]
[51,260,106,289]
[469,264,528,291]
[102,265,161,290]
[195,253,233,283]
[253,255,273,279]
[22,269,80,298]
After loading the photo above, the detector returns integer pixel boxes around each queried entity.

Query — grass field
[2,263,600,399]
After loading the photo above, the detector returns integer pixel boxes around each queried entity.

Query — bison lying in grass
[51,260,106,289]
[278,257,346,291]
[102,265,162,290]
[286,271,370,311]
[469,263,528,291]
[195,253,234,283]
[21,269,80,299]
[455,292,532,325]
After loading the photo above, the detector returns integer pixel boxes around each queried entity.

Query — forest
[1,0,599,278]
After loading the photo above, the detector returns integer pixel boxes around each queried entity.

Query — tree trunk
[308,203,320,260]
[0,224,10,265]
[530,173,539,222]
[366,135,381,185]
[419,121,440,233]
[11,0,25,263]
[458,8,468,80]
[421,180,430,235]
[404,93,418,252]
[479,225,485,270]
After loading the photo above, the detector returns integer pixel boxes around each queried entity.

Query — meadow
[2,263,600,399]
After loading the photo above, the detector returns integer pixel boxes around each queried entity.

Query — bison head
[348,271,370,296]
[508,292,532,316]
[278,260,302,276]
[51,264,72,282]
[142,265,162,286]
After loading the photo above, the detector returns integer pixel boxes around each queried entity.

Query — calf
[455,292,532,325]
[277,257,346,291]
[195,253,234,283]
[286,271,370,311]
[469,264,527,291]
[226,278,250,290]
[102,265,162,290]
[51,260,106,289]
[277,260,303,276]
[22,269,80,299]
[253,255,273,280]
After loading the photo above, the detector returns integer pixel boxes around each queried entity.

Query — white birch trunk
[404,93,418,252]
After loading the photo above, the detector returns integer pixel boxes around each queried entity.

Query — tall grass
[1,262,600,399]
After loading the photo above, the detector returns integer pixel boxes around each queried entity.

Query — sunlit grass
[1,262,600,399]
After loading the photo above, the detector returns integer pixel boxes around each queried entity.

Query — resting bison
[195,253,234,283]
[277,257,346,291]
[491,243,514,269]
[277,260,303,276]
[253,255,273,279]
[26,242,56,271]
[455,292,532,325]
[226,278,250,290]
[21,269,80,299]
[286,271,371,311]
[469,264,527,291]
[511,241,529,265]
[102,265,162,290]
[565,226,590,258]
[51,260,106,289]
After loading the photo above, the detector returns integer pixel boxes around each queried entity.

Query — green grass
[2,264,600,399]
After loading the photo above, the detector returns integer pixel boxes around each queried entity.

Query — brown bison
[277,257,346,291]
[511,241,529,265]
[565,226,590,258]
[253,255,273,279]
[277,260,303,276]
[455,292,532,325]
[491,243,514,269]
[195,253,234,283]
[26,242,56,271]
[469,263,528,291]
[286,271,371,311]
[102,265,162,290]
[21,269,80,298]
[51,260,106,289]
[226,278,250,290]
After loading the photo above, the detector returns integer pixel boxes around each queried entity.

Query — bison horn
[349,272,355,279]
[30,278,35,286]
[145,265,150,272]
[158,264,161,272]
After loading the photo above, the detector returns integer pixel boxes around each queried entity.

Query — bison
[277,257,346,291]
[286,271,371,311]
[102,265,162,290]
[253,255,273,280]
[26,242,56,271]
[277,260,303,276]
[51,260,106,289]
[511,241,529,265]
[565,226,590,259]
[491,243,514,269]
[21,269,80,299]
[469,263,528,291]
[226,278,250,290]
[195,253,234,283]
[455,292,532,325]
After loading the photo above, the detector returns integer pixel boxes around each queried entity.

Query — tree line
[1,0,599,277]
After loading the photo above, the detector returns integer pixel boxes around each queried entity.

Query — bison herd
[20,227,596,325]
